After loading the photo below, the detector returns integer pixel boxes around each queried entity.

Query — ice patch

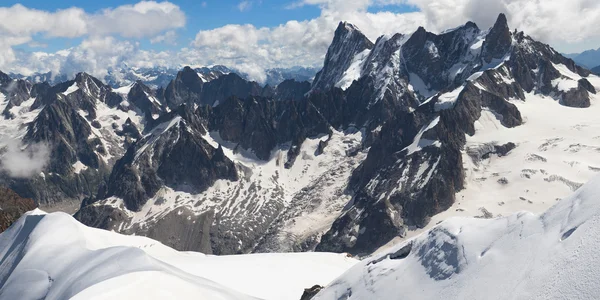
[62,83,79,96]
[435,85,465,111]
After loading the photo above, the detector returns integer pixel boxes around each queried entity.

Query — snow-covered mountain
[11,65,319,89]
[0,209,357,300]
[313,174,600,300]
[1,13,599,259]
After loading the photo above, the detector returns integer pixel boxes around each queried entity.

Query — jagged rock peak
[493,13,509,30]
[175,66,204,88]
[482,13,512,63]
[311,22,374,91]
[180,66,201,79]
[464,21,479,30]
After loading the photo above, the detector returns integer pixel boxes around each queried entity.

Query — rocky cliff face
[100,108,238,212]
[0,186,36,233]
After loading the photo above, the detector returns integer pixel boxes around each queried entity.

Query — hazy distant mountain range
[9,66,320,89]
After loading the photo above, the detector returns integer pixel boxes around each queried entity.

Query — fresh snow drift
[0,211,357,300]
[314,175,600,300]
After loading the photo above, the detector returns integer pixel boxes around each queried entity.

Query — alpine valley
[3,11,600,299]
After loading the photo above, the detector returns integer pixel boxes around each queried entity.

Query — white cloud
[0,139,50,179]
[237,1,253,12]
[189,0,424,82]
[0,2,184,40]
[0,4,87,38]
[150,30,178,45]
[88,1,185,38]
[0,1,185,71]
[3,0,600,83]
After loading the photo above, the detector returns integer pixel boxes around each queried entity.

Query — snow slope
[0,211,357,300]
[377,75,600,252]
[315,174,600,300]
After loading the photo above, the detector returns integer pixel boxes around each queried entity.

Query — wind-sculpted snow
[314,175,600,300]
[0,210,357,300]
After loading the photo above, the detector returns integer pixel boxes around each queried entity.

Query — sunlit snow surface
[315,174,600,300]
[377,73,600,251]
[0,211,357,300]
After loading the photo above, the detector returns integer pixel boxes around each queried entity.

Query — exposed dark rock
[300,285,324,300]
[127,81,165,118]
[52,72,121,119]
[0,186,36,232]
[163,67,270,108]
[482,13,512,63]
[201,73,267,106]
[561,79,595,108]
[25,98,101,174]
[209,96,330,161]
[103,115,238,211]
[164,66,203,108]
[274,79,311,101]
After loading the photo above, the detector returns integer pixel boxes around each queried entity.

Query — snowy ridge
[314,174,600,299]
[0,210,357,300]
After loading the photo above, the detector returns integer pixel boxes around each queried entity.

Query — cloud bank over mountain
[1,0,599,83]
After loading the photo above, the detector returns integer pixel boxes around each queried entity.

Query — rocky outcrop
[52,72,123,119]
[164,68,271,108]
[201,73,267,106]
[99,109,238,211]
[126,81,165,118]
[209,96,330,162]
[561,79,596,108]
[164,66,204,108]
[481,13,512,63]
[0,187,36,232]
[300,285,324,300]
[274,79,311,101]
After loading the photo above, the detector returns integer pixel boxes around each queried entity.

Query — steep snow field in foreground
[0,211,357,300]
[315,175,600,300]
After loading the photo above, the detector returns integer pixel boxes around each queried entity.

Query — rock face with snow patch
[313,175,600,300]
[125,81,166,118]
[208,96,330,161]
[99,108,238,212]
[315,13,592,255]
[0,72,145,208]
[311,22,374,92]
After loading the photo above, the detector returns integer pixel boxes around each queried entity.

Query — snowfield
[0,211,357,300]
[314,174,600,300]
[379,74,600,252]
